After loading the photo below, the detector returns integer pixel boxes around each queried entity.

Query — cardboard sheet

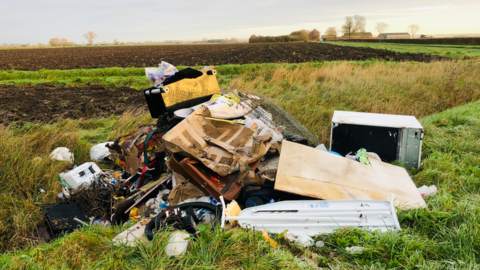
[163,106,271,176]
[275,141,426,209]
[167,172,206,206]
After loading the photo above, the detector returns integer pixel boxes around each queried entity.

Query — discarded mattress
[221,195,401,235]
[274,141,426,209]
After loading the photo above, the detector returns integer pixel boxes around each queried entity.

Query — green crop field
[324,41,480,59]
[1,57,480,268]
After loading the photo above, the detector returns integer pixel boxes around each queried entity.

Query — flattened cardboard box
[275,140,426,209]
[163,106,271,176]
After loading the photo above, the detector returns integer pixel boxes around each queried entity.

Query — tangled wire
[66,177,127,220]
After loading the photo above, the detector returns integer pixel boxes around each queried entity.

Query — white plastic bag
[315,144,328,152]
[50,147,74,163]
[258,126,283,144]
[165,232,190,256]
[295,234,314,247]
[145,61,178,88]
[174,96,252,119]
[246,118,283,143]
[90,142,113,161]
[245,119,268,135]
[417,185,437,198]
[285,233,314,247]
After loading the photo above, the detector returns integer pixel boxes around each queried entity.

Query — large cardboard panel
[275,141,426,209]
[163,106,271,176]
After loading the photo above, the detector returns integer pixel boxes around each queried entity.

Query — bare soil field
[0,43,449,71]
[0,84,145,125]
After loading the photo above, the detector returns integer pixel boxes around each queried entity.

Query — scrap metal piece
[221,194,400,236]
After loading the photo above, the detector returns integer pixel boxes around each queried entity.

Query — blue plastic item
[328,150,342,156]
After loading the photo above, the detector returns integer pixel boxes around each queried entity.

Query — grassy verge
[0,225,309,269]
[2,60,480,141]
[0,111,152,251]
[1,99,480,269]
[324,41,480,59]
[1,61,480,268]
[226,60,480,141]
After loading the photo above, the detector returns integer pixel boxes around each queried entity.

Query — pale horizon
[1,0,479,45]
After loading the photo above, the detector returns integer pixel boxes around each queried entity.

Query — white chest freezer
[330,111,423,169]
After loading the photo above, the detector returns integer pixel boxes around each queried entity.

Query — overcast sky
[1,0,479,44]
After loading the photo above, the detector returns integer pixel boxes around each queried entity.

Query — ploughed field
[0,43,449,71]
[0,84,145,125]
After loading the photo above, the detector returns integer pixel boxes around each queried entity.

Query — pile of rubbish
[43,62,436,253]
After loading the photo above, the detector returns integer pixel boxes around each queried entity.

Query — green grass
[2,60,480,141]
[0,225,310,269]
[1,61,480,268]
[312,100,480,267]
[0,64,290,88]
[2,99,480,269]
[324,41,480,59]
[0,62,377,87]
[225,60,480,141]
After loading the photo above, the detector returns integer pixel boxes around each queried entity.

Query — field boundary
[341,37,480,45]
[0,43,449,71]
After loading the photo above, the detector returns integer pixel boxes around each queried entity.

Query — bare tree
[308,29,320,41]
[60,38,70,46]
[290,29,309,41]
[341,17,355,39]
[325,27,337,39]
[113,39,120,45]
[83,31,98,45]
[375,22,389,37]
[341,14,366,39]
[408,24,420,39]
[49,38,61,46]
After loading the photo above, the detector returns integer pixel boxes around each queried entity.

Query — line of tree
[341,15,366,39]
[374,22,389,36]
[323,15,421,39]
[249,29,320,43]
[48,31,99,46]
[83,31,98,45]
[49,38,75,46]
[325,27,338,39]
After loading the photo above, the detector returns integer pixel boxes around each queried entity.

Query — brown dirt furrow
[0,84,146,125]
[0,43,449,71]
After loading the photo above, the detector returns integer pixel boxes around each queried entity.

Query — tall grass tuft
[2,61,478,143]
[1,61,480,268]
[0,110,151,252]
[227,60,480,142]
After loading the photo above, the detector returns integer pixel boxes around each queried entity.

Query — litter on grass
[43,63,430,254]
[50,147,74,163]
[418,185,437,198]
